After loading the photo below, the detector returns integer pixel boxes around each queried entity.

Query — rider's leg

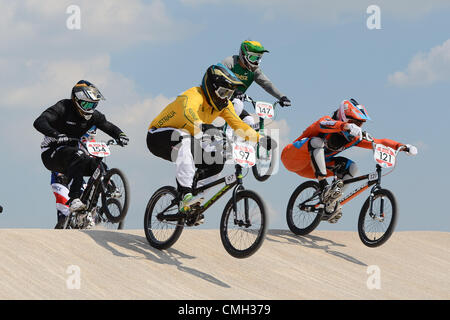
[42,147,88,211]
[329,157,359,192]
[51,172,71,228]
[308,137,328,189]
[147,128,200,210]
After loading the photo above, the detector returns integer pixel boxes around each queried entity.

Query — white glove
[346,123,362,140]
[405,144,418,156]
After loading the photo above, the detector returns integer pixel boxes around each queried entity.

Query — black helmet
[201,64,243,111]
[71,80,105,120]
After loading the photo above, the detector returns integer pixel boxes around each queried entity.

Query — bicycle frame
[65,139,119,228]
[155,164,251,225]
[300,142,406,216]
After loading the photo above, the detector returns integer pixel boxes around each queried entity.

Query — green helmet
[239,40,269,71]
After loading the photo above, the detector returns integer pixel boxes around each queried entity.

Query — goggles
[215,86,235,100]
[347,118,364,127]
[79,100,98,111]
[247,53,263,64]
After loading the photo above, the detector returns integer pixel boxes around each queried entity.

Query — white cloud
[0,0,193,56]
[388,39,450,87]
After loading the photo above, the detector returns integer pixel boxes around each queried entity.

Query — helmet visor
[215,86,235,100]
[79,100,98,111]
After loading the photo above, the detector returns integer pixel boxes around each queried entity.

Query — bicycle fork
[368,165,385,222]
[231,165,251,228]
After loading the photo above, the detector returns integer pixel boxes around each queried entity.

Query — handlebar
[55,137,122,148]
[243,95,281,109]
[361,131,408,156]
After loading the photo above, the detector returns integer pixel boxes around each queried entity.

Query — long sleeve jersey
[296,115,403,157]
[221,55,284,100]
[34,99,123,150]
[149,87,260,142]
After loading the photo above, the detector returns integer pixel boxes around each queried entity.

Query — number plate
[368,172,378,181]
[225,174,237,185]
[374,144,396,168]
[86,141,111,157]
[255,101,275,119]
[92,168,101,180]
[233,142,256,167]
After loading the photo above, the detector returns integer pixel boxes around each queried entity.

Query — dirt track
[0,229,448,299]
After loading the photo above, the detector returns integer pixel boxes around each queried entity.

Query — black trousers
[146,129,225,193]
[42,147,98,199]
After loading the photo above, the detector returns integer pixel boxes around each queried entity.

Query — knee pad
[334,158,358,179]
[309,137,325,149]
[243,115,254,126]
[347,161,358,178]
[232,98,244,116]
[308,137,327,177]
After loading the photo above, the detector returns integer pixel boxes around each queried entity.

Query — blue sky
[0,0,449,231]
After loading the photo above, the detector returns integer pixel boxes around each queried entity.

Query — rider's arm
[254,68,284,100]
[33,104,64,138]
[93,111,124,139]
[221,103,260,142]
[357,138,404,150]
[301,117,347,138]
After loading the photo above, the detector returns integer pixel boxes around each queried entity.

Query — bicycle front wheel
[286,181,322,236]
[358,189,398,247]
[252,140,277,182]
[220,190,267,258]
[103,168,130,223]
[98,198,124,230]
[144,186,184,250]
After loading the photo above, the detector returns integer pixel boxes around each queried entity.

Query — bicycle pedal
[193,214,205,226]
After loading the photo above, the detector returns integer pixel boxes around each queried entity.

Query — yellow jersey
[149,87,259,142]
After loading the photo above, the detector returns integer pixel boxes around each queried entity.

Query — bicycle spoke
[363,196,392,241]
[225,197,263,251]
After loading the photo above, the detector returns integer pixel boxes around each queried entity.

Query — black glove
[279,96,291,107]
[117,133,129,146]
[56,134,69,145]
[259,135,277,151]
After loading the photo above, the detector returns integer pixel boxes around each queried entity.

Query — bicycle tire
[100,198,124,230]
[252,141,276,182]
[102,168,130,223]
[286,180,322,235]
[220,190,267,258]
[144,186,184,250]
[358,188,397,248]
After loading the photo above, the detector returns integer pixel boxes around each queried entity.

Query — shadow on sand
[83,230,230,288]
[266,230,367,267]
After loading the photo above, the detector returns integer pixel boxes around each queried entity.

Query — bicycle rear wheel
[358,189,397,247]
[103,168,130,223]
[144,186,184,250]
[220,190,267,258]
[286,181,322,235]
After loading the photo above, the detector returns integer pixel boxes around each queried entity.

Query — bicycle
[286,131,413,247]
[224,95,281,182]
[57,138,130,230]
[144,132,268,258]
